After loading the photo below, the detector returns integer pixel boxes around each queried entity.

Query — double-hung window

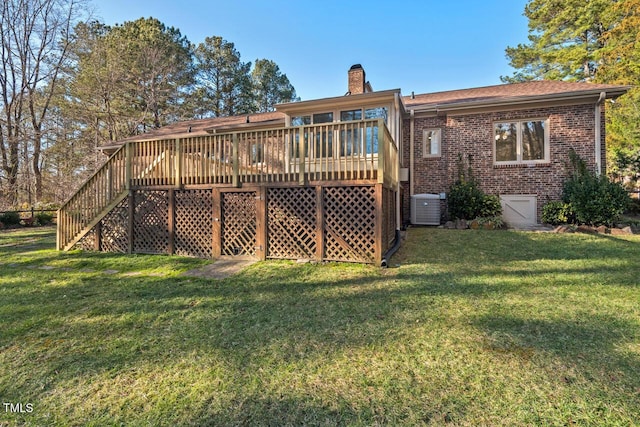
[494,119,549,165]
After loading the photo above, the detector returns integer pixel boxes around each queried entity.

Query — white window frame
[493,118,550,165]
[422,128,441,158]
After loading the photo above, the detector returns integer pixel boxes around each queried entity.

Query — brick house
[58,65,630,264]
[401,79,629,226]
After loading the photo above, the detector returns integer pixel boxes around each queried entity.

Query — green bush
[0,211,21,225]
[35,211,54,225]
[562,150,630,226]
[480,195,502,217]
[447,180,485,220]
[541,201,574,225]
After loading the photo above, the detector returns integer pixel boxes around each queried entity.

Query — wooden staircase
[57,144,131,251]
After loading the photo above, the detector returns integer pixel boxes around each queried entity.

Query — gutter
[408,87,631,115]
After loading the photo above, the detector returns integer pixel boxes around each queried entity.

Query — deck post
[377,119,385,184]
[298,127,305,185]
[94,221,102,252]
[255,186,267,261]
[315,185,324,262]
[127,189,135,254]
[374,183,384,266]
[125,142,132,190]
[168,188,175,255]
[232,133,240,187]
[212,188,221,258]
[56,209,62,250]
[175,138,182,188]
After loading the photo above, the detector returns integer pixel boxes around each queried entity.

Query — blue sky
[95,0,531,101]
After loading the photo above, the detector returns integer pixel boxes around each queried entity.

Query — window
[291,115,311,126]
[494,119,548,164]
[364,107,388,123]
[313,112,333,158]
[340,109,362,121]
[364,107,388,154]
[340,110,362,155]
[423,129,441,157]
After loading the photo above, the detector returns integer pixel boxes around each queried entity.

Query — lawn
[1,227,639,426]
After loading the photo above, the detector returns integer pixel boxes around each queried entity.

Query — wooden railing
[57,119,398,250]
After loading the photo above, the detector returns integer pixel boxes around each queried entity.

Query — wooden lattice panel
[134,190,169,254]
[222,191,256,256]
[74,228,96,251]
[323,186,376,263]
[100,197,129,253]
[267,187,316,259]
[175,189,212,258]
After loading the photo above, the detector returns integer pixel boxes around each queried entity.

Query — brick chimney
[348,64,367,95]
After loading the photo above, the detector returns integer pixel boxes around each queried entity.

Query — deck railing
[57,119,398,250]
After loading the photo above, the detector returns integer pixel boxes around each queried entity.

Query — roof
[101,80,631,153]
[100,111,285,152]
[403,80,631,112]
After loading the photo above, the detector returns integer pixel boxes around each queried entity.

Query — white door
[500,195,537,227]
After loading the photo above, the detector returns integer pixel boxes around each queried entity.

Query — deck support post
[374,183,384,266]
[94,221,102,252]
[127,189,135,254]
[255,187,267,261]
[315,185,324,262]
[168,188,175,255]
[212,188,221,258]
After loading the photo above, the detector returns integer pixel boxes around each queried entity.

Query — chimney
[348,64,366,95]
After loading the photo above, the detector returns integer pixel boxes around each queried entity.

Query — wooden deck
[57,119,399,264]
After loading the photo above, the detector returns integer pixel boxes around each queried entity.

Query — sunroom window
[494,119,548,164]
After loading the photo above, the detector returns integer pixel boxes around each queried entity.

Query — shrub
[480,195,502,217]
[0,211,21,226]
[541,201,574,225]
[35,211,54,225]
[448,180,485,220]
[562,150,631,226]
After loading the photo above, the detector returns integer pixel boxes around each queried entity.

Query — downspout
[595,91,606,176]
[394,93,402,233]
[410,109,415,196]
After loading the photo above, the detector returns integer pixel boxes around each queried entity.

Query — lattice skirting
[267,187,317,259]
[324,186,376,263]
[175,189,212,258]
[134,190,170,254]
[78,185,397,264]
[221,191,257,256]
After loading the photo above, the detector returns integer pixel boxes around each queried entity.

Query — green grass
[1,227,639,426]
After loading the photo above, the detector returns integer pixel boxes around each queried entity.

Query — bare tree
[0,0,85,206]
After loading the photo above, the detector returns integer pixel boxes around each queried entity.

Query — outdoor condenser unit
[411,193,441,225]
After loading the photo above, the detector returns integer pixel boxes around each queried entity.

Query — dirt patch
[182,256,257,280]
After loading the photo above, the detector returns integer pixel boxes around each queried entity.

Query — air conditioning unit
[411,194,441,225]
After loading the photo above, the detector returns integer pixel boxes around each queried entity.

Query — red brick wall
[402,103,601,223]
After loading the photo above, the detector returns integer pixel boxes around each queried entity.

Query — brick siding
[402,103,603,223]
